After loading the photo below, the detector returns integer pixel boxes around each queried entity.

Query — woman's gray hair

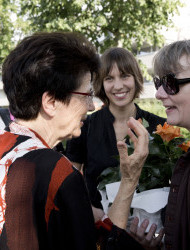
[153,40,190,77]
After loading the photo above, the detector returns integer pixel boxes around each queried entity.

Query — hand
[129,217,164,249]
[108,118,149,229]
[117,117,149,183]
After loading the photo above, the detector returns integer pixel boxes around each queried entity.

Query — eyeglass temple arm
[177,78,190,84]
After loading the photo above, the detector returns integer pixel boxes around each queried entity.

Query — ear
[41,92,57,117]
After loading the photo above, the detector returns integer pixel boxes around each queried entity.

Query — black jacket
[66,104,166,208]
[0,108,11,127]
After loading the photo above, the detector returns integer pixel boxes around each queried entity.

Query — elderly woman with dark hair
[0,32,149,250]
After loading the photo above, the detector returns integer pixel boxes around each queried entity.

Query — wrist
[120,177,138,189]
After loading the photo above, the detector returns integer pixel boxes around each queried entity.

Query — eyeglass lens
[162,75,178,95]
[153,75,178,95]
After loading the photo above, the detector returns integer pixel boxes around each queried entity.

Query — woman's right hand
[108,117,149,229]
[117,117,149,184]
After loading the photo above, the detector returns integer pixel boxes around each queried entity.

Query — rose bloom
[155,122,181,142]
[179,141,190,152]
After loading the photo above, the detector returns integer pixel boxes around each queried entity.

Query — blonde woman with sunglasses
[152,40,190,250]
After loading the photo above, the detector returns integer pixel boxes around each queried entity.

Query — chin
[71,129,81,138]
[166,117,179,126]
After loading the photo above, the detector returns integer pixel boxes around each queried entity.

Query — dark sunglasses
[153,73,190,95]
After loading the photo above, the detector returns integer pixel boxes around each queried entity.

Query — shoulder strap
[0,108,11,126]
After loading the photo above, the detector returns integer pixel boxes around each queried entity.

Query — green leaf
[98,166,121,190]
[142,118,149,129]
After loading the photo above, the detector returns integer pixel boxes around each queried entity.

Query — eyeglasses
[71,90,94,97]
[70,90,94,104]
[153,73,190,95]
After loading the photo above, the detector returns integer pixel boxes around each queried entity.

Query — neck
[109,102,136,122]
[15,116,63,148]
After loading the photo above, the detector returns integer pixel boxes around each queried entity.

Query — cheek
[179,101,189,118]
[73,102,87,115]
[171,94,189,110]
[126,81,136,96]
[127,80,136,89]
[103,82,111,94]
[68,99,87,118]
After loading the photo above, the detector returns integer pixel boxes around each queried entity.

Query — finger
[153,228,164,246]
[127,127,138,148]
[127,117,149,143]
[145,223,157,242]
[127,118,149,156]
[129,216,139,235]
[127,117,148,136]
[117,141,128,165]
[136,219,149,240]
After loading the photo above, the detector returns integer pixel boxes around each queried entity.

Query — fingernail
[142,219,149,226]
[151,223,157,229]
[133,217,139,222]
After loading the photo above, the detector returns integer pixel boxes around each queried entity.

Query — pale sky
[162,0,190,43]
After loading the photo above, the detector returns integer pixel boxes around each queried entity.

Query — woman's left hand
[129,217,164,249]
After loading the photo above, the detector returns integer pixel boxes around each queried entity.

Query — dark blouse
[66,104,166,208]
[0,108,11,127]
[164,148,190,250]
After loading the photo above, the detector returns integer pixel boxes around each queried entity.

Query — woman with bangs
[66,47,165,223]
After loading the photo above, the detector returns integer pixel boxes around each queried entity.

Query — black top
[0,108,11,126]
[164,148,190,250]
[66,104,166,208]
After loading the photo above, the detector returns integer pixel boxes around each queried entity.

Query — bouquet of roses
[98,121,190,192]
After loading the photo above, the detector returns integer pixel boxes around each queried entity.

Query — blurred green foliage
[18,0,183,54]
[0,0,184,67]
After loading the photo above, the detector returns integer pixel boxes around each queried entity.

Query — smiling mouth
[114,92,129,97]
[165,106,176,111]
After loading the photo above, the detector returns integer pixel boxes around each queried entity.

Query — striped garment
[0,122,144,250]
[0,122,97,250]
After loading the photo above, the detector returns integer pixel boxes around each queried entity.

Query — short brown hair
[93,47,143,105]
[153,40,190,77]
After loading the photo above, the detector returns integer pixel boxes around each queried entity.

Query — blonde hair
[153,40,190,78]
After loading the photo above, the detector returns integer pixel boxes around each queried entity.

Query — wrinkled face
[56,72,95,139]
[103,63,136,108]
[155,55,190,130]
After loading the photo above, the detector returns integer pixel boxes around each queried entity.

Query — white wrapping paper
[101,182,170,232]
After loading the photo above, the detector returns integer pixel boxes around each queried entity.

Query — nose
[88,98,95,112]
[114,77,123,90]
[155,85,168,100]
